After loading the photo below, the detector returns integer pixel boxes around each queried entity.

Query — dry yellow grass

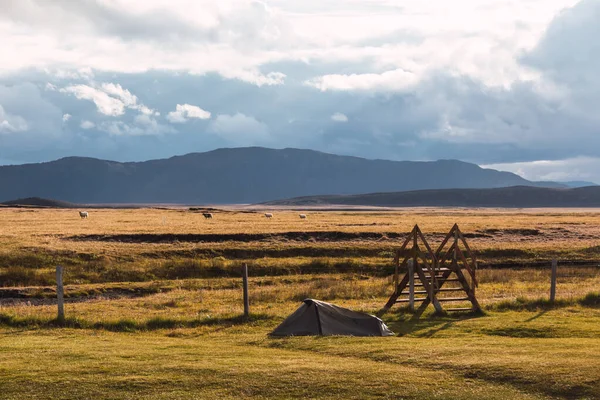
[1,207,600,399]
[1,207,600,286]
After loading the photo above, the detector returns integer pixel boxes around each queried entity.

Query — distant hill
[561,181,599,188]
[1,197,79,208]
[0,147,566,204]
[264,186,600,208]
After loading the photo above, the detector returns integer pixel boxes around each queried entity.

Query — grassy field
[2,207,600,286]
[1,207,600,399]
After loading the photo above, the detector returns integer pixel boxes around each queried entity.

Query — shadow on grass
[385,309,484,337]
[487,292,600,312]
[0,313,274,332]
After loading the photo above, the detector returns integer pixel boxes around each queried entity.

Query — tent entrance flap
[270,299,394,337]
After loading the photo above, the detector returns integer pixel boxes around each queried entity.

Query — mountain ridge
[0,147,567,204]
[263,186,600,208]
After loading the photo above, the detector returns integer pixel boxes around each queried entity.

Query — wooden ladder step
[445,308,475,312]
[414,282,457,287]
[414,278,459,286]
[400,288,463,295]
[396,298,428,303]
[437,297,470,302]
[399,290,429,295]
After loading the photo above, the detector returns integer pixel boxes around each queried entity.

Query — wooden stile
[379,224,481,317]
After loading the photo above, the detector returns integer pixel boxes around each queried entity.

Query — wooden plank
[416,249,438,287]
[378,271,410,315]
[408,259,415,311]
[435,224,457,255]
[456,247,478,286]
[456,227,478,270]
[412,268,453,318]
[396,230,413,256]
[436,297,470,302]
[437,242,457,267]
[396,298,428,303]
[453,267,482,312]
[416,226,436,261]
[398,290,430,295]
[415,266,443,313]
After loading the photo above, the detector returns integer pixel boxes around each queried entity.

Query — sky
[1,0,599,183]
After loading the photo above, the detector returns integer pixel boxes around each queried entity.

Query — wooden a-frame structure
[380,224,481,317]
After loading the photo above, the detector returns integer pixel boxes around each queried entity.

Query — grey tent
[270,299,394,337]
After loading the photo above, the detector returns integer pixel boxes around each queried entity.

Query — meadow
[1,207,599,399]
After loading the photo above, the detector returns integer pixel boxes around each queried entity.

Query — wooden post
[473,261,477,296]
[550,259,557,302]
[242,263,249,318]
[408,259,415,312]
[453,228,459,267]
[56,266,65,323]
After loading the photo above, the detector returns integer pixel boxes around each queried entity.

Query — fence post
[242,263,249,318]
[550,259,557,302]
[408,259,415,312]
[56,266,65,324]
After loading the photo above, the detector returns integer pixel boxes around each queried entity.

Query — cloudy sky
[1,0,599,182]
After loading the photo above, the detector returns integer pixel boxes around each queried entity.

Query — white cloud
[331,112,348,122]
[307,68,420,92]
[80,120,95,129]
[167,104,211,123]
[0,0,578,88]
[59,82,156,117]
[0,105,28,133]
[483,157,600,183]
[0,0,288,86]
[208,112,269,144]
[62,113,71,122]
[59,84,126,116]
[101,83,137,107]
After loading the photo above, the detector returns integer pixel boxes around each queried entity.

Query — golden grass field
[1,207,599,399]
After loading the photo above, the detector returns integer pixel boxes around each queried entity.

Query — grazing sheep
[203,213,213,219]
[79,211,88,219]
[264,213,273,218]
[299,214,307,219]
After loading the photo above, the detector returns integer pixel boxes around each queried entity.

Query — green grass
[1,280,599,399]
[1,306,599,399]
[0,329,554,400]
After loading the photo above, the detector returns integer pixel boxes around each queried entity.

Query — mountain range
[264,186,600,208]
[0,147,592,204]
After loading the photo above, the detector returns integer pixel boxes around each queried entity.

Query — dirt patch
[480,228,542,236]
[462,232,493,238]
[68,231,405,244]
